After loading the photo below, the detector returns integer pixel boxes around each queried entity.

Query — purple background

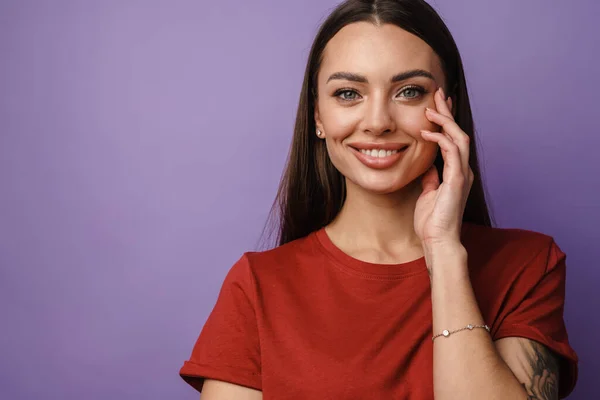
[1,0,597,398]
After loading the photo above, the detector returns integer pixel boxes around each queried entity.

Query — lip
[347,142,409,151]
[349,145,408,170]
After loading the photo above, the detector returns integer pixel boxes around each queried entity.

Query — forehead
[320,22,444,83]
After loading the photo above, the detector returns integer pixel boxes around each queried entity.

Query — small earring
[316,129,322,137]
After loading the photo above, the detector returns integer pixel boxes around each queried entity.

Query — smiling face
[314,22,449,194]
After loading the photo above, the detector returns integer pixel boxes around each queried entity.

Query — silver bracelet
[432,324,490,341]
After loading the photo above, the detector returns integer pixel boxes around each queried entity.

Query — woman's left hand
[414,87,474,252]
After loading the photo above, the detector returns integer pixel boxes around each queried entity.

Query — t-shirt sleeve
[179,254,262,393]
[492,238,578,398]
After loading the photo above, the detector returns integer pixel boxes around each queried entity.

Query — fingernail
[439,87,446,99]
[425,107,434,113]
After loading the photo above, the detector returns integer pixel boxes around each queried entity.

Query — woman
[180,0,578,398]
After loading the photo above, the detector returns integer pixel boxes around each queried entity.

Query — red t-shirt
[179,222,578,399]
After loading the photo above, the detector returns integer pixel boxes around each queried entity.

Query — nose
[361,93,396,136]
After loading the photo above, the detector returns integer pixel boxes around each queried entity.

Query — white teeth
[359,149,400,158]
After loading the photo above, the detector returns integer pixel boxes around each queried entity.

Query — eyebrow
[326,69,435,84]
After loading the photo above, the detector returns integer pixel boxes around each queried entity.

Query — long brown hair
[262,0,495,248]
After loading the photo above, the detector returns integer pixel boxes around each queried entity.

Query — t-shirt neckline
[312,227,428,280]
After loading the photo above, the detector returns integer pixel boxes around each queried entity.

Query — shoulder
[462,222,563,273]
[231,232,321,285]
[462,222,568,300]
[463,221,556,251]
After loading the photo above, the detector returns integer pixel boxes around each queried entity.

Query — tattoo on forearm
[519,340,560,400]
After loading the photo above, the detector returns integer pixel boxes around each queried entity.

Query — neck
[326,178,424,254]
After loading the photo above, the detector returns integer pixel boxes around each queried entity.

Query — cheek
[396,104,439,138]
[395,105,440,162]
[323,108,357,140]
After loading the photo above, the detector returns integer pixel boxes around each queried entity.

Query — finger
[435,87,453,119]
[420,130,465,187]
[428,88,453,142]
[427,87,465,141]
[425,106,470,175]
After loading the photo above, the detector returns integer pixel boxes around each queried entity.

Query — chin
[349,174,413,195]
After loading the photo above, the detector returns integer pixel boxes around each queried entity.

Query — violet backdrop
[1,0,598,399]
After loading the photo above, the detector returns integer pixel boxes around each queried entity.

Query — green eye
[398,86,425,99]
[402,88,419,98]
[335,89,359,101]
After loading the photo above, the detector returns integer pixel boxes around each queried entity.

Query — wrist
[422,241,467,264]
[423,243,469,281]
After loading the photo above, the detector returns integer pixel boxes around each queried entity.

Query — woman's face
[314,22,451,194]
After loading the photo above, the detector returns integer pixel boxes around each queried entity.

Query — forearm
[425,244,528,400]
